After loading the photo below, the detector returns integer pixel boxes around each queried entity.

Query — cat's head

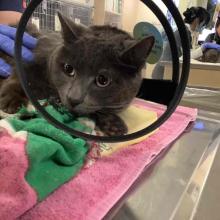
[48,12,154,115]
[201,49,219,63]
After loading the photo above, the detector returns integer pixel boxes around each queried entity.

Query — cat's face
[48,13,154,115]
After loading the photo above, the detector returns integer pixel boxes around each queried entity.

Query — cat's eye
[63,64,75,77]
[96,74,111,87]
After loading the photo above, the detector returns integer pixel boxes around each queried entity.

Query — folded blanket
[0,99,197,219]
[0,101,158,219]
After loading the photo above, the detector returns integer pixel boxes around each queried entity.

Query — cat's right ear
[57,12,86,44]
[119,36,155,68]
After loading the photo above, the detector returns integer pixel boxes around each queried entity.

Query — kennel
[26,0,93,30]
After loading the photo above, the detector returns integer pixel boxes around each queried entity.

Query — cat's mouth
[68,103,129,115]
[49,95,129,115]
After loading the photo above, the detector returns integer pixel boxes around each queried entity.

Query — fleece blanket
[0,99,197,220]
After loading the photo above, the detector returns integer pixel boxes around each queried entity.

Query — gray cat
[198,49,220,63]
[0,12,154,136]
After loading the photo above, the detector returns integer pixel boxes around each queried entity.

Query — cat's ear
[120,36,155,68]
[57,11,86,44]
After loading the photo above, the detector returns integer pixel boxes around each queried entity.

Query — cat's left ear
[57,12,87,44]
[120,36,155,68]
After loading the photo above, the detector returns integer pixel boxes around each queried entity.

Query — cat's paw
[94,113,128,136]
[0,92,27,114]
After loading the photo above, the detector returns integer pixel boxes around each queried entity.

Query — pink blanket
[0,100,197,220]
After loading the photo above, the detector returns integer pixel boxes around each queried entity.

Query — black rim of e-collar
[15,0,190,143]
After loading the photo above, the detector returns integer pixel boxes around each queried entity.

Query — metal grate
[28,0,93,30]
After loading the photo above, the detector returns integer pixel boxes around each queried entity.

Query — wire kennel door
[28,0,93,30]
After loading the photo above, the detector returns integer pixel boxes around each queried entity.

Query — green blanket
[8,105,92,201]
